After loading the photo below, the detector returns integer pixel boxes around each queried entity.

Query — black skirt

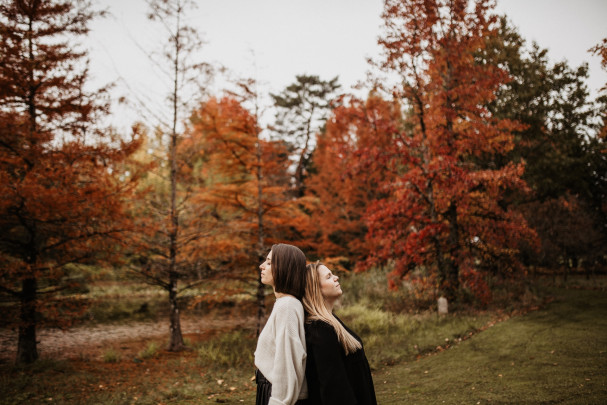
[255,369,308,405]
[255,369,272,405]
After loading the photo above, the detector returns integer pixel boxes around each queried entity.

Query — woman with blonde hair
[302,261,377,404]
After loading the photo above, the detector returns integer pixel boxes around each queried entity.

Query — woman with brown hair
[303,261,377,405]
[254,243,309,405]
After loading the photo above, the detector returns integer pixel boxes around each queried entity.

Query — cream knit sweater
[254,295,308,405]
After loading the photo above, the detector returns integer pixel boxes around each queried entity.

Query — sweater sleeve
[268,301,307,405]
[308,321,357,404]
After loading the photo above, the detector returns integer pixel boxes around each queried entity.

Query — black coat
[304,316,377,405]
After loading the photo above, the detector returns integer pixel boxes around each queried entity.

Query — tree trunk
[256,277,266,337]
[16,13,39,366]
[16,277,38,364]
[166,21,185,351]
[255,136,266,337]
[167,276,185,351]
[294,114,313,198]
[443,202,460,302]
[166,129,184,351]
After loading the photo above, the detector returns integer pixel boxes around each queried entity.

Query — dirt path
[0,316,256,362]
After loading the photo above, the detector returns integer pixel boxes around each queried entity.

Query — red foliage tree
[306,94,399,268]
[364,0,538,302]
[0,0,141,363]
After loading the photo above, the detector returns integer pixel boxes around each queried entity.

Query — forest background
[0,0,606,403]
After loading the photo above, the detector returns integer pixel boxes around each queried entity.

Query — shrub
[103,348,121,363]
[197,330,255,370]
[138,342,160,359]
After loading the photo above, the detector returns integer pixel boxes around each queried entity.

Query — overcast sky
[86,0,607,131]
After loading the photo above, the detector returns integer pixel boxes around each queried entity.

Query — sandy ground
[0,315,257,363]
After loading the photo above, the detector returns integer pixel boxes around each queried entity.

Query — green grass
[337,303,494,368]
[85,296,163,324]
[196,330,256,371]
[78,279,254,325]
[102,348,121,363]
[138,342,160,359]
[374,287,607,404]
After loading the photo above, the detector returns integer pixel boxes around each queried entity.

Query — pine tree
[0,0,141,363]
[271,75,341,197]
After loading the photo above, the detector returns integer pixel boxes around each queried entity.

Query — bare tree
[131,0,214,352]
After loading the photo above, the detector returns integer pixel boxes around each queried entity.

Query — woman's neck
[274,291,294,299]
[324,298,337,313]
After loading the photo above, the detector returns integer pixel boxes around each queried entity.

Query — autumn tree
[589,38,607,201]
[587,37,607,265]
[271,75,341,197]
[364,0,537,302]
[306,94,399,268]
[483,20,607,269]
[522,194,604,274]
[188,88,308,333]
[127,0,214,352]
[0,0,141,363]
[483,19,595,200]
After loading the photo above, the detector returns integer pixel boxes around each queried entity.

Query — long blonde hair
[303,261,362,355]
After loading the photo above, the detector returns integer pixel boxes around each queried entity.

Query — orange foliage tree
[187,91,309,332]
[363,0,538,302]
[306,94,399,268]
[0,0,141,363]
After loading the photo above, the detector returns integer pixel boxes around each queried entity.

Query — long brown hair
[303,261,362,355]
[271,243,307,300]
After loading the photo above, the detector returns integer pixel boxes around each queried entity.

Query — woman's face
[317,264,342,300]
[259,250,274,287]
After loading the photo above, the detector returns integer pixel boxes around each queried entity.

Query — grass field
[374,287,607,404]
[0,278,605,404]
